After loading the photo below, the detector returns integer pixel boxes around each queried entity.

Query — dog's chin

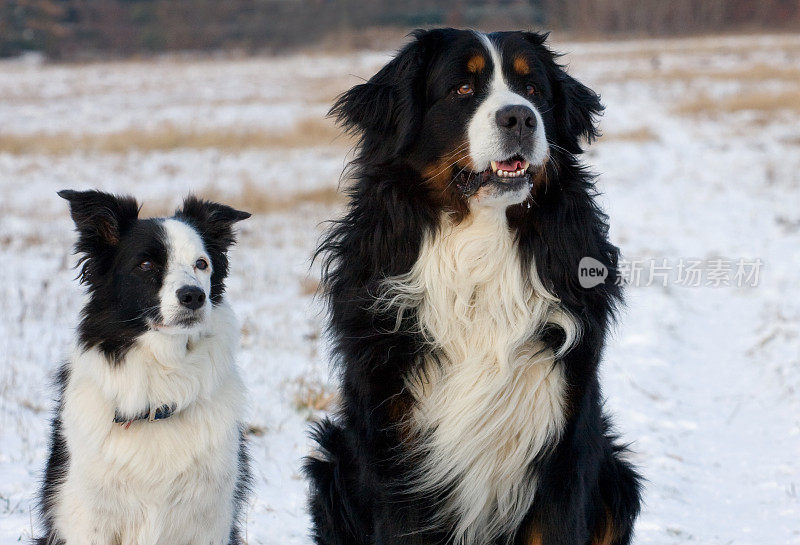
[475,179,532,207]
[149,314,206,335]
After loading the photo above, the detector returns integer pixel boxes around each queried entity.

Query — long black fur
[305,29,641,545]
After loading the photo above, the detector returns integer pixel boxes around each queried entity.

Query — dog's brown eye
[139,261,154,272]
[195,258,209,271]
[526,84,537,96]
[456,83,474,96]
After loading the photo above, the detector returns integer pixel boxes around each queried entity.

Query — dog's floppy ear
[553,70,603,153]
[59,189,139,284]
[329,29,436,158]
[175,195,250,303]
[59,189,139,247]
[529,33,603,154]
[59,190,139,283]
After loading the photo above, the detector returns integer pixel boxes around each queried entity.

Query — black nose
[495,105,536,137]
[176,286,205,310]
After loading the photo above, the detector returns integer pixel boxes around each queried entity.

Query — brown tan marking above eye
[514,56,531,76]
[467,55,485,73]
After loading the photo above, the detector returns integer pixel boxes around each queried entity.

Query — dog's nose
[176,286,205,310]
[495,105,536,138]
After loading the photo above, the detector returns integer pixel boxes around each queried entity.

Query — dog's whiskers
[428,152,471,180]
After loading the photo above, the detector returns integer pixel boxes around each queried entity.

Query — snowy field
[1,33,800,544]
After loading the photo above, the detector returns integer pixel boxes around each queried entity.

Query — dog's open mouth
[455,154,535,197]
[489,156,531,179]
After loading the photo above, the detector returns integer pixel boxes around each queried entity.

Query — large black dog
[306,29,641,545]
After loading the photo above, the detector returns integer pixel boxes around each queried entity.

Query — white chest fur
[380,207,578,544]
[55,302,245,545]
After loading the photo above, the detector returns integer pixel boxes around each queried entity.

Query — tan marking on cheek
[514,56,531,76]
[421,142,475,222]
[513,153,550,200]
[421,145,475,187]
[524,522,543,545]
[592,508,617,545]
[467,55,485,73]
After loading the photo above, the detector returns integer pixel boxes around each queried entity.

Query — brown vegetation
[600,127,659,142]
[0,117,350,155]
[604,63,800,84]
[4,0,799,60]
[299,277,320,297]
[290,377,337,417]
[199,180,343,216]
[676,90,800,115]
[543,0,800,37]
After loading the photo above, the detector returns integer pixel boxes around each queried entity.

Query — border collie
[38,190,251,545]
[305,29,642,545]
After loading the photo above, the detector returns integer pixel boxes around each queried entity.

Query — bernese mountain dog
[305,29,642,545]
[38,190,251,545]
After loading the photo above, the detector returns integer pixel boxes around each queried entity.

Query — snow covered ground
[1,33,799,544]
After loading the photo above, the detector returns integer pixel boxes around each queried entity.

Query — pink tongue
[496,159,523,171]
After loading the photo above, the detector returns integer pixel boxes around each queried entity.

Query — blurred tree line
[1,0,799,59]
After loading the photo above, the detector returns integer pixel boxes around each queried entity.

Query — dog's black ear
[59,188,139,255]
[329,29,437,158]
[175,195,250,251]
[175,196,250,303]
[58,189,139,285]
[553,70,603,153]
[529,33,603,154]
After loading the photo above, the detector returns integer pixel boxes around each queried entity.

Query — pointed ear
[329,29,437,158]
[58,189,139,284]
[59,187,139,247]
[174,195,250,252]
[529,33,603,154]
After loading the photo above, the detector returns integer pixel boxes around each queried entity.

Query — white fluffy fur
[380,207,579,544]
[52,222,246,545]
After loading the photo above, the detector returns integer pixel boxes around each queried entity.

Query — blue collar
[114,403,177,427]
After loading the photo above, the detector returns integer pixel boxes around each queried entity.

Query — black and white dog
[306,29,642,545]
[39,190,251,545]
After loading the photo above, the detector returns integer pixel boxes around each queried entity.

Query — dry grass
[570,34,800,62]
[244,424,267,437]
[603,63,800,84]
[676,90,800,115]
[200,179,343,215]
[299,277,320,297]
[124,176,345,219]
[0,231,47,249]
[289,377,337,417]
[0,117,352,155]
[600,126,659,142]
[780,135,800,146]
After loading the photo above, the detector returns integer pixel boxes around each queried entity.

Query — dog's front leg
[54,485,117,545]
[129,508,161,545]
[517,420,597,545]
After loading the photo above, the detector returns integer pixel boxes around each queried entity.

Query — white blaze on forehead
[158,219,212,326]
[467,32,549,172]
